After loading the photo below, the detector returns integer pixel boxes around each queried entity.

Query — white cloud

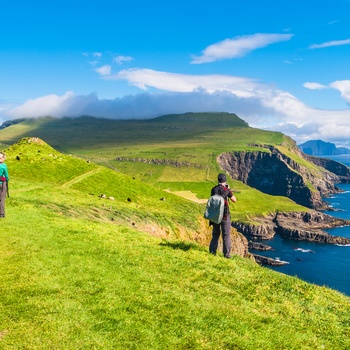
[88,60,99,66]
[3,69,350,147]
[329,80,350,103]
[95,65,112,76]
[85,52,103,66]
[105,68,317,126]
[114,55,134,64]
[303,82,328,90]
[191,33,293,64]
[328,20,339,25]
[6,92,82,118]
[310,38,350,49]
[108,68,261,96]
[3,90,269,121]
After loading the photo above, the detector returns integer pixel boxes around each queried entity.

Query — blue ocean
[256,154,350,296]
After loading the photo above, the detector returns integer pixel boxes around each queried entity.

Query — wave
[274,257,290,264]
[294,248,315,253]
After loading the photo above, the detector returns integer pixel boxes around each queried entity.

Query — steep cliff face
[305,155,350,180]
[232,214,276,240]
[218,144,348,209]
[230,229,252,258]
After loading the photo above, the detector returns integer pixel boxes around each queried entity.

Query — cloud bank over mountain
[2,27,350,147]
[3,68,350,147]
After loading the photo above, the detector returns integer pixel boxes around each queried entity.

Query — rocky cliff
[231,211,350,245]
[218,142,350,264]
[218,143,350,209]
[305,155,350,181]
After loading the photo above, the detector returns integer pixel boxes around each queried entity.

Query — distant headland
[299,139,350,156]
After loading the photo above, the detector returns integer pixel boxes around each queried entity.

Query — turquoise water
[254,154,350,296]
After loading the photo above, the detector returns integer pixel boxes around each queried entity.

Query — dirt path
[61,167,103,188]
[164,190,207,204]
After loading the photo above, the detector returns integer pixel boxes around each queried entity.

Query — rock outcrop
[252,254,288,266]
[232,211,350,245]
[248,241,274,251]
[274,211,350,244]
[230,229,251,258]
[217,143,350,209]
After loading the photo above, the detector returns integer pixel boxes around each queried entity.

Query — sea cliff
[218,143,350,210]
[217,142,350,262]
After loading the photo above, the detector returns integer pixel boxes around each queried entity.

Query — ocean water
[254,154,350,296]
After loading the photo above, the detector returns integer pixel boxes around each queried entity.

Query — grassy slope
[0,114,306,222]
[0,138,350,349]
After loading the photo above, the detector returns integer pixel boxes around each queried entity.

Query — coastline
[251,182,350,296]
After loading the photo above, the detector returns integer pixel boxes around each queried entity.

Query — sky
[2,0,350,146]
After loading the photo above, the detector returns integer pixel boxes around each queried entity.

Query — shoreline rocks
[248,241,274,251]
[274,211,350,244]
[252,254,288,266]
[232,210,350,245]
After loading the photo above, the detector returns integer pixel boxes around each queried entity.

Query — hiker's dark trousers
[209,215,231,258]
[0,181,7,217]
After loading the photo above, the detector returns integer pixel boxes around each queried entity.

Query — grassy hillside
[0,113,306,222]
[0,138,350,349]
[4,137,207,242]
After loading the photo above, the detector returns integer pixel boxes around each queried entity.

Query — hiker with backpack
[0,152,9,218]
[208,173,236,258]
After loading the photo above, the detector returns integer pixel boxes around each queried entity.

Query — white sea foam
[274,257,290,264]
[294,248,315,253]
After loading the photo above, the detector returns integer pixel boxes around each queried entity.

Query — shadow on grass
[160,240,205,252]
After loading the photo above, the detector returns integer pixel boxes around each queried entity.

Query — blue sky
[2,0,350,146]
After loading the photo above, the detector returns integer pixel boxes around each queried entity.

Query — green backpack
[203,194,225,224]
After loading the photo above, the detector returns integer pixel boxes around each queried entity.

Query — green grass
[0,137,350,349]
[1,186,350,349]
[0,114,284,158]
[0,115,310,222]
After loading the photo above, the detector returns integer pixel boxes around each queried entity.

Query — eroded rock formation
[217,144,350,209]
[305,155,350,181]
[232,211,350,245]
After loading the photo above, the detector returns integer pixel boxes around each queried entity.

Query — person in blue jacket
[209,173,236,258]
[0,152,9,218]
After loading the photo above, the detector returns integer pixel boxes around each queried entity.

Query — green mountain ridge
[0,113,339,205]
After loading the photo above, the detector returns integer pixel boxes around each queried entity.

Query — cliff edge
[218,143,350,210]
[232,211,350,245]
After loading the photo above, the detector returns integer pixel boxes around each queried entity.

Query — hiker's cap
[218,173,227,183]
